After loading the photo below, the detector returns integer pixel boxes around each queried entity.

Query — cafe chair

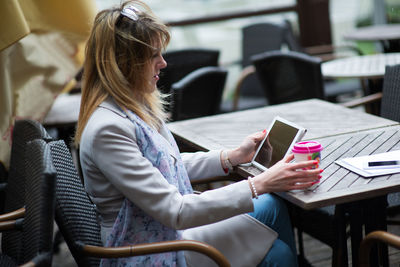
[283,20,363,62]
[283,19,364,102]
[0,139,56,266]
[343,63,400,120]
[250,50,325,105]
[170,66,227,121]
[49,139,230,267]
[230,22,290,111]
[0,119,52,261]
[359,230,400,267]
[158,48,220,96]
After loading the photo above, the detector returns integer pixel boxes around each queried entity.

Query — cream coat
[79,98,277,267]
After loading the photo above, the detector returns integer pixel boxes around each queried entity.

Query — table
[168,99,399,208]
[43,93,81,127]
[169,99,397,151]
[343,24,400,53]
[168,99,400,266]
[321,52,400,80]
[322,53,400,108]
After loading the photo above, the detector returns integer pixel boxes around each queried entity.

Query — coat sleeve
[181,151,227,180]
[89,120,254,230]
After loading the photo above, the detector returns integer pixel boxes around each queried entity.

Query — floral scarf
[100,110,193,267]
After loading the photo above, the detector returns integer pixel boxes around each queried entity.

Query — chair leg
[297,228,305,259]
[363,196,388,267]
[332,205,348,267]
[53,229,64,253]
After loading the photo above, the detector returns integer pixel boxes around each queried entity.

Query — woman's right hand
[252,154,322,195]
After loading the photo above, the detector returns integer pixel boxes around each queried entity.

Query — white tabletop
[321,52,400,79]
[43,93,81,126]
[344,24,400,42]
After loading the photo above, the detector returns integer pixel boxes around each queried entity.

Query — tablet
[249,116,307,171]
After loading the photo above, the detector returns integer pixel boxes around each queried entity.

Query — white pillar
[373,0,387,25]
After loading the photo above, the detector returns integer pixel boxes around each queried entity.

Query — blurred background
[98,0,400,98]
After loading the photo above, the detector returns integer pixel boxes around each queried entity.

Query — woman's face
[147,48,167,92]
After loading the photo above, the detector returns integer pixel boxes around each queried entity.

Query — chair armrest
[304,44,336,55]
[359,230,400,267]
[232,65,256,111]
[0,207,25,222]
[341,92,382,109]
[0,219,18,231]
[19,261,35,267]
[80,240,230,267]
[305,44,362,56]
[305,44,363,62]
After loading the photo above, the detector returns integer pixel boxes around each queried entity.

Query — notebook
[242,116,307,176]
[335,150,400,178]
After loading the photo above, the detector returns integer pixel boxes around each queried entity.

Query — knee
[254,194,288,217]
[260,239,297,267]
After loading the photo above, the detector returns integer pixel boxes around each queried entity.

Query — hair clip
[121,5,139,21]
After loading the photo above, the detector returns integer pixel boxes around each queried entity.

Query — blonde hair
[74,0,170,146]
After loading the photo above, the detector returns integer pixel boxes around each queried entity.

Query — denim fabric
[248,194,298,267]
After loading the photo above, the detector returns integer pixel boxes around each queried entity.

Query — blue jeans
[248,194,298,267]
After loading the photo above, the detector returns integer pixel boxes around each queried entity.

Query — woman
[75,1,322,266]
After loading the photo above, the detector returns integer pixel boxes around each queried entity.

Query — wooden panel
[297,0,332,47]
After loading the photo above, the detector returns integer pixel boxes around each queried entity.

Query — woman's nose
[159,56,167,69]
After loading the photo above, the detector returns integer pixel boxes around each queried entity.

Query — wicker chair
[0,119,52,261]
[49,139,230,267]
[158,48,220,96]
[251,50,325,105]
[230,22,289,111]
[359,231,400,267]
[171,66,227,121]
[0,139,56,266]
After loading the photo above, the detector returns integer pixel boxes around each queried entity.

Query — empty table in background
[321,53,400,80]
[343,24,400,52]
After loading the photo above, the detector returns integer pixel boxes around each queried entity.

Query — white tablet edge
[250,116,307,171]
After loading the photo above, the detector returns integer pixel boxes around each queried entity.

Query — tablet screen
[254,119,300,168]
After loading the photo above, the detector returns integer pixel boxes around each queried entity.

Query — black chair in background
[1,119,52,261]
[0,139,56,266]
[158,48,220,96]
[379,64,400,122]
[251,50,325,105]
[50,139,230,267]
[170,66,228,121]
[231,21,363,111]
[283,19,364,102]
[232,22,289,111]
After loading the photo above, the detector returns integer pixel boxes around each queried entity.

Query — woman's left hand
[228,130,266,166]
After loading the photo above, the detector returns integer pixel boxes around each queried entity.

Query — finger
[293,168,322,177]
[289,182,315,190]
[291,176,321,185]
[291,160,320,169]
[286,172,320,183]
[283,154,295,163]
[253,130,266,141]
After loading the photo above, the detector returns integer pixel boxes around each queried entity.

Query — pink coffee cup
[292,141,323,169]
